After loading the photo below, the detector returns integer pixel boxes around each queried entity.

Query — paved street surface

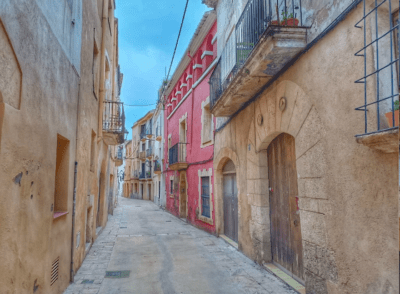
[64,197,297,294]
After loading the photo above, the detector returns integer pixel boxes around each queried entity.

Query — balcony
[169,143,188,171]
[145,170,152,180]
[114,149,123,167]
[140,132,147,142]
[156,126,162,141]
[102,101,126,145]
[146,126,153,139]
[146,147,153,159]
[209,0,307,117]
[354,0,399,153]
[130,170,140,180]
[154,160,162,175]
[139,171,146,179]
[139,151,146,161]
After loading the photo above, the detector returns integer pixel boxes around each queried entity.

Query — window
[54,135,70,218]
[201,98,213,145]
[201,177,210,217]
[90,130,96,172]
[170,180,173,194]
[355,2,399,135]
[92,35,100,99]
[168,136,172,162]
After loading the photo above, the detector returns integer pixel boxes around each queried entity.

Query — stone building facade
[124,110,155,200]
[0,0,125,293]
[204,0,399,293]
[152,101,166,208]
[163,12,218,234]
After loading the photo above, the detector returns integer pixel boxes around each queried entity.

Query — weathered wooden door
[223,160,238,242]
[268,133,304,281]
[179,172,187,218]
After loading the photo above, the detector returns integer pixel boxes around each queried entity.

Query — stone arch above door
[246,80,337,289]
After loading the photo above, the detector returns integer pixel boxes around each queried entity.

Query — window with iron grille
[355,0,399,135]
[201,177,210,218]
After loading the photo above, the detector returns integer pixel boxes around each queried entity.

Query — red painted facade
[164,20,217,233]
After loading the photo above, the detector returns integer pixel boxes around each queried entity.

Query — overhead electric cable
[163,0,190,104]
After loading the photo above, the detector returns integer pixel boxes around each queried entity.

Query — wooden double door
[223,161,238,243]
[268,133,304,281]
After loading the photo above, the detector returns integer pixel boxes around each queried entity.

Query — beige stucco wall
[213,4,398,294]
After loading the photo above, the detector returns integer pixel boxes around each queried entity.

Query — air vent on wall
[51,257,59,286]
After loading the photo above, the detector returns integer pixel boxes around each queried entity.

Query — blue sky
[116,0,210,139]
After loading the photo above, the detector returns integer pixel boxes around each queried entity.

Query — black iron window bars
[355,0,399,136]
[210,0,305,108]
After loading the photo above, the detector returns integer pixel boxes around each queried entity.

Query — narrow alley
[64,197,298,294]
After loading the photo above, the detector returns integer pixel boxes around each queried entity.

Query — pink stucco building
[163,12,217,233]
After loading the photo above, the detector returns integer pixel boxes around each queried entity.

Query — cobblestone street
[64,197,297,294]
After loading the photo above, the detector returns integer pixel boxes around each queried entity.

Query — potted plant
[281,11,299,26]
[385,100,399,128]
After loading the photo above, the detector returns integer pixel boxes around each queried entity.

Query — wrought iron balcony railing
[146,171,152,178]
[140,132,146,140]
[133,170,140,179]
[139,171,145,179]
[146,126,153,136]
[210,0,305,110]
[102,101,125,141]
[146,147,153,158]
[154,160,161,173]
[115,150,123,161]
[169,143,187,166]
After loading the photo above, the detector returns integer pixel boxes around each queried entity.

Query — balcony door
[179,120,186,162]
[268,133,304,282]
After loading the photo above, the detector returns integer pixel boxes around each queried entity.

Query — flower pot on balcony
[281,18,299,26]
[385,110,399,128]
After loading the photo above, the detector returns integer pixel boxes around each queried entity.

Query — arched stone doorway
[267,133,303,281]
[222,160,238,243]
[246,80,332,287]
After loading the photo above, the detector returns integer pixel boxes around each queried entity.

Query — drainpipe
[70,67,82,282]
[70,161,78,282]
[97,0,109,138]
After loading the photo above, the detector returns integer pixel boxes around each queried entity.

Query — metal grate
[355,0,399,135]
[50,257,59,286]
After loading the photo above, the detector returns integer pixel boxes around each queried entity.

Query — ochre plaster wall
[213,5,398,294]
[0,1,80,293]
